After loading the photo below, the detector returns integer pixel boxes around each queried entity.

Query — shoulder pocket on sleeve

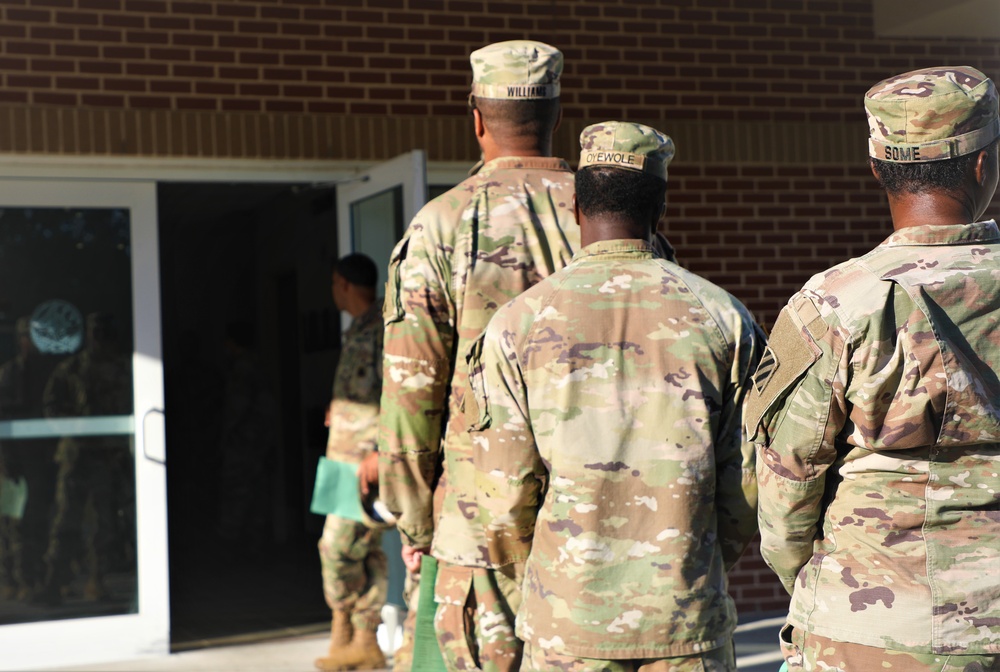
[383,236,409,325]
[744,306,821,441]
[463,336,492,432]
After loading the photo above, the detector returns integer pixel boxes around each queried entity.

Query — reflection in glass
[0,207,136,625]
[350,186,404,286]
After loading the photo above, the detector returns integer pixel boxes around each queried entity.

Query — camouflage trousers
[780,625,1000,672]
[433,562,521,672]
[317,514,386,632]
[522,640,735,672]
[393,568,419,672]
[43,441,131,598]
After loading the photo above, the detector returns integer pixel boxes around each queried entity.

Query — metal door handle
[141,407,166,465]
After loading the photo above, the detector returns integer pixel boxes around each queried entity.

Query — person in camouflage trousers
[316,254,390,672]
[745,66,1000,671]
[468,121,765,671]
[38,312,133,605]
[377,41,579,671]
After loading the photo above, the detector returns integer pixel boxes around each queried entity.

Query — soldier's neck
[580,215,651,247]
[887,190,980,230]
[480,136,553,163]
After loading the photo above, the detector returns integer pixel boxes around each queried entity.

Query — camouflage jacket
[468,239,764,658]
[745,221,1000,654]
[377,156,578,563]
[327,300,383,465]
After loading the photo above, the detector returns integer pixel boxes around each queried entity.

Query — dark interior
[158,182,342,645]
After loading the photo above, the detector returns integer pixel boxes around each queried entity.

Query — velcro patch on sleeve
[743,307,820,440]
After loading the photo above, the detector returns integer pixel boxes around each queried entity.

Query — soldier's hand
[358,451,379,495]
[401,545,428,573]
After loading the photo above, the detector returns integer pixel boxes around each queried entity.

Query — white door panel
[0,180,168,670]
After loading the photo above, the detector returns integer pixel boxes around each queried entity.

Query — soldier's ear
[473,108,486,139]
[974,148,990,187]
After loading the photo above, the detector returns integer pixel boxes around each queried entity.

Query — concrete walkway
[46,615,785,672]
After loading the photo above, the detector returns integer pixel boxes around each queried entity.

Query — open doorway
[157,182,341,645]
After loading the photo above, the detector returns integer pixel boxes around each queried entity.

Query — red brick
[7,41,52,56]
[7,75,52,89]
[7,8,52,21]
[34,91,77,105]
[30,25,75,40]
[129,95,171,108]
[125,0,167,11]
[148,16,191,30]
[193,50,237,63]
[104,77,146,92]
[265,99,305,112]
[30,58,76,72]
[170,1,211,15]
[55,10,100,25]
[173,64,213,78]
[176,97,216,110]
[78,0,121,8]
[171,32,213,46]
[0,91,29,103]
[82,93,125,106]
[150,79,190,93]
[80,60,122,74]
[221,98,262,112]
[102,13,145,28]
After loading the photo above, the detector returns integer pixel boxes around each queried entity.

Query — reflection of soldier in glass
[0,318,60,601]
[216,322,278,548]
[37,312,134,604]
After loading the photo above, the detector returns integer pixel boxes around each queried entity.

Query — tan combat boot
[314,625,386,671]
[314,610,354,670]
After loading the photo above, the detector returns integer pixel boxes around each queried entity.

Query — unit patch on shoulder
[743,307,820,440]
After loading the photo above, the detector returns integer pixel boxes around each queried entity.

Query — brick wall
[0,0,995,121]
[1,0,999,617]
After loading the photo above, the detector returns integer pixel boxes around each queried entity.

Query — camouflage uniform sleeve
[715,316,767,570]
[743,292,849,593]
[377,220,455,549]
[468,319,546,577]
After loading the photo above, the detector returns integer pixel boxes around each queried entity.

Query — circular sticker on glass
[30,300,84,355]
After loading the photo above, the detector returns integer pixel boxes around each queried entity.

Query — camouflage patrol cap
[470,40,562,100]
[865,66,1000,163]
[578,121,675,181]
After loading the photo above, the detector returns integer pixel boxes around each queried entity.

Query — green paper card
[309,456,363,522]
[0,476,27,520]
[411,554,446,671]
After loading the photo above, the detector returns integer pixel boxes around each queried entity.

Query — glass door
[0,180,168,670]
[336,151,426,651]
[336,151,427,314]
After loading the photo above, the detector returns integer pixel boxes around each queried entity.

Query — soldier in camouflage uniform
[316,254,389,672]
[468,122,765,671]
[38,312,133,604]
[746,66,1000,671]
[377,41,579,671]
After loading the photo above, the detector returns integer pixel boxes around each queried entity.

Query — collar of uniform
[479,156,572,175]
[882,219,1000,247]
[572,238,656,261]
[348,299,384,334]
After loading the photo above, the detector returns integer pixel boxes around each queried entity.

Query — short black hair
[472,97,561,140]
[332,253,378,289]
[576,166,667,226]
[870,140,998,196]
